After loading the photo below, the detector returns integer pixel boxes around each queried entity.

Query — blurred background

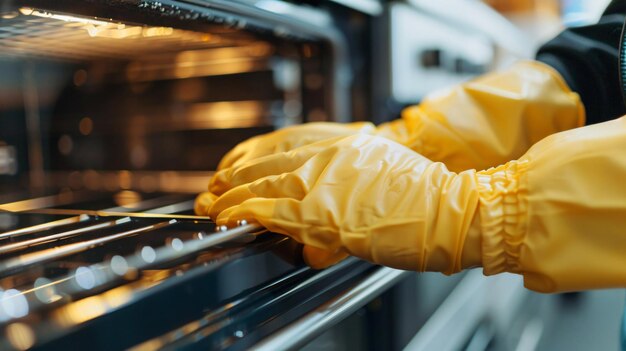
[385,0,612,103]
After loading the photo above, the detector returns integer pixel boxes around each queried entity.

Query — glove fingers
[210,136,342,196]
[213,197,342,252]
[194,191,218,216]
[219,122,376,172]
[217,145,247,171]
[218,135,273,171]
[212,197,303,242]
[210,151,310,196]
[210,156,324,218]
[208,185,258,220]
[302,245,349,269]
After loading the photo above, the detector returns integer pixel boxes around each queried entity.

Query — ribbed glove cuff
[475,159,529,275]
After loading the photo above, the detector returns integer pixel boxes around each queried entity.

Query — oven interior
[0,1,346,199]
[0,2,384,349]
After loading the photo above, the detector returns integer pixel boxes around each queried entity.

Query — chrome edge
[251,267,411,351]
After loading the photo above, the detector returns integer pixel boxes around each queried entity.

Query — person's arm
[203,117,626,293]
[215,62,583,172]
[536,0,626,124]
[375,61,583,172]
[199,61,584,269]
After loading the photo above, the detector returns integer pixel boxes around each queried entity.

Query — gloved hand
[215,61,584,173]
[216,122,377,170]
[206,135,480,273]
[201,117,626,292]
[204,121,376,266]
[198,60,584,271]
[195,189,350,268]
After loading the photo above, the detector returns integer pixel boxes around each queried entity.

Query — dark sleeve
[536,1,626,125]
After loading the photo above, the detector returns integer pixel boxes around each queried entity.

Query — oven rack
[0,191,406,350]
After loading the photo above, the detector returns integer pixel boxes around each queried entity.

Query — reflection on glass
[118,171,133,190]
[110,255,129,276]
[0,11,19,19]
[75,266,96,290]
[5,323,35,351]
[19,8,175,40]
[187,101,266,129]
[1,289,29,319]
[78,117,93,136]
[114,190,142,207]
[141,246,156,263]
[102,286,133,309]
[54,286,134,326]
[171,238,184,251]
[33,277,61,304]
[73,69,88,86]
[57,134,74,155]
[19,7,109,25]
[55,295,106,326]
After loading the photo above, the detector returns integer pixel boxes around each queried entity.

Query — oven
[0,1,423,350]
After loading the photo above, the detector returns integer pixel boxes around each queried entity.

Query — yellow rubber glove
[479,116,626,292]
[215,61,583,173]
[195,183,350,268]
[376,61,584,172]
[207,134,477,273]
[217,122,377,170]
[199,60,583,269]
[203,117,626,292]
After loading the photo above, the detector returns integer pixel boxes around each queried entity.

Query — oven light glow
[6,323,35,351]
[0,11,19,19]
[53,285,134,326]
[55,295,107,325]
[187,101,266,129]
[143,26,174,37]
[18,7,175,39]
[19,7,110,26]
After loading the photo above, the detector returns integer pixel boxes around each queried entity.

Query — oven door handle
[250,266,411,351]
